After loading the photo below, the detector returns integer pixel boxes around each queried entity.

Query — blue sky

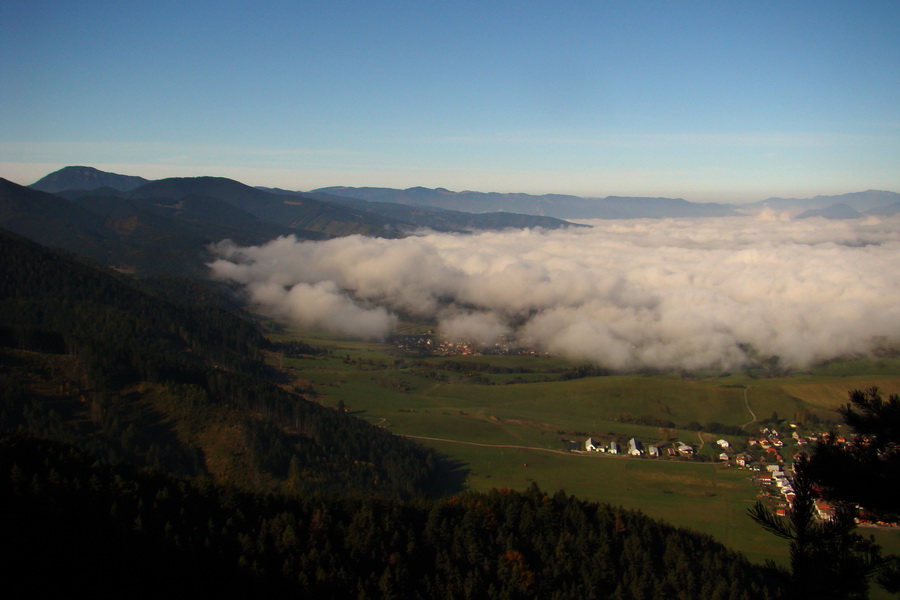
[2,0,898,201]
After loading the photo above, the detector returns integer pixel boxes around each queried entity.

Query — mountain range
[5,166,899,277]
[3,167,581,275]
[309,185,745,219]
[744,190,900,216]
[26,165,900,224]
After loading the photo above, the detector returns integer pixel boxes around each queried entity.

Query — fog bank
[209,215,900,371]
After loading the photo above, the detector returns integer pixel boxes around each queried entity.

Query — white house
[609,441,620,455]
[627,438,643,456]
[585,437,600,452]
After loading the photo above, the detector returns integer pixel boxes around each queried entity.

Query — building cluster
[581,436,693,458]
[391,334,537,357]
[577,424,857,470]
[581,424,896,527]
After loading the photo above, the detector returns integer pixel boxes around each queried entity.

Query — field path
[418,382,448,407]
[740,387,757,428]
[405,435,580,456]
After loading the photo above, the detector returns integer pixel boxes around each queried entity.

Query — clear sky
[2,0,898,202]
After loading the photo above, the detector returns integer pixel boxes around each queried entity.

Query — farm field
[271,324,900,567]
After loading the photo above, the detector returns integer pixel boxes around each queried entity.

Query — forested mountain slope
[0,228,442,496]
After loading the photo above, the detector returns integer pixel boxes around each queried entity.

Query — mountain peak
[30,166,150,194]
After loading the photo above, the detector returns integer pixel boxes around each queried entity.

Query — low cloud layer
[209,214,900,371]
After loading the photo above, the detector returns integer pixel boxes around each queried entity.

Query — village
[576,424,805,464]
[391,333,538,357]
[577,426,897,526]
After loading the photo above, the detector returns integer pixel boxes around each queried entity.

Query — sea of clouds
[209,211,900,371]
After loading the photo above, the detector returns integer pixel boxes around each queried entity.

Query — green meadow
[274,327,900,567]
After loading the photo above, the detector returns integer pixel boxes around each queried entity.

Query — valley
[3,165,899,597]
[266,322,900,566]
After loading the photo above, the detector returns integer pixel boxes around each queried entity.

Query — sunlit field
[269,324,900,567]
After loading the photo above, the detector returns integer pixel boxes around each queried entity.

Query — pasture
[273,326,900,566]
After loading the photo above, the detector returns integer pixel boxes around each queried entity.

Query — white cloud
[209,216,900,371]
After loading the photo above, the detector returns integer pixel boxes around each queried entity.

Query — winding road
[404,434,575,456]
[739,387,757,428]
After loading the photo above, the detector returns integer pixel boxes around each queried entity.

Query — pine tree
[748,453,885,598]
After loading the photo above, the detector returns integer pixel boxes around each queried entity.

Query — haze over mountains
[25,166,900,223]
[310,186,744,219]
[311,186,900,219]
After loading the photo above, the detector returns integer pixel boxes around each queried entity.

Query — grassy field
[272,325,900,569]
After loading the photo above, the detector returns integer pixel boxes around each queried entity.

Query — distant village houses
[627,438,643,456]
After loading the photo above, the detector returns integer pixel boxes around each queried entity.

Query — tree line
[1,434,781,599]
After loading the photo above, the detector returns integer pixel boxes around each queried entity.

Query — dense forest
[1,435,780,599]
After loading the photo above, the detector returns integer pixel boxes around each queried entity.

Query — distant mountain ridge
[3,168,581,275]
[21,166,900,224]
[740,190,900,217]
[795,203,864,220]
[312,186,742,219]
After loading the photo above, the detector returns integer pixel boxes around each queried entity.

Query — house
[716,439,730,448]
[585,437,600,452]
[648,445,660,457]
[627,438,643,456]
[735,453,751,467]
[814,499,836,522]
[609,441,620,455]
[676,442,693,455]
[718,452,730,461]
